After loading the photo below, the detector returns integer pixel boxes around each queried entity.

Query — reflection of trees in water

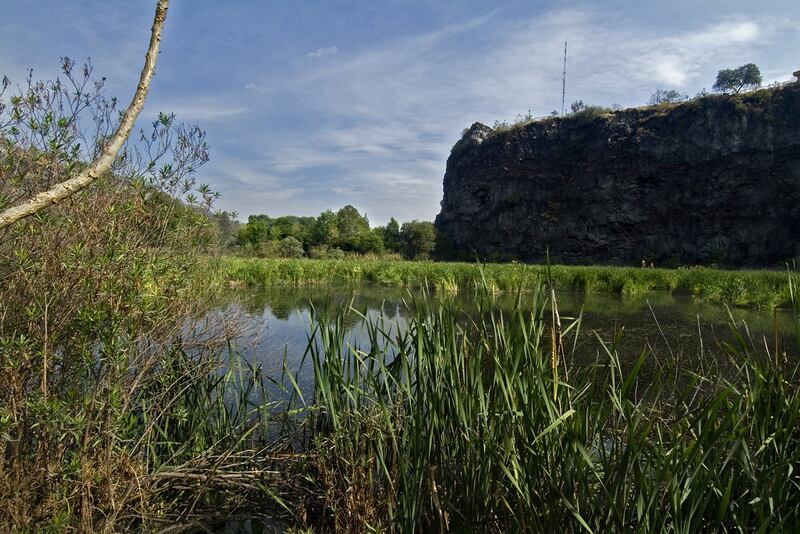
[222,286,409,330]
[216,285,797,373]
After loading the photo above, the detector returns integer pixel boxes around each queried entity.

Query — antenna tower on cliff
[561,40,567,116]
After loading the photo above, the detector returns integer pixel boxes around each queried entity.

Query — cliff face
[435,84,800,266]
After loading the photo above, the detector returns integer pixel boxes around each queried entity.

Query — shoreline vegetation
[304,285,800,531]
[212,256,795,308]
[3,56,799,532]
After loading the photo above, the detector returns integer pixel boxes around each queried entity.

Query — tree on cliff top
[649,89,688,105]
[713,63,762,94]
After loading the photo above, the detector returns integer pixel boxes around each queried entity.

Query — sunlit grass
[210,256,793,308]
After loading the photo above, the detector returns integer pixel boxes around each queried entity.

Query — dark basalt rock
[435,84,800,267]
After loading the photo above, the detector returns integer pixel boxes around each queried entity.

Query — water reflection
[208,285,796,397]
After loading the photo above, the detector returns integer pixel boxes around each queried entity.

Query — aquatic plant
[214,256,793,308]
[306,281,800,531]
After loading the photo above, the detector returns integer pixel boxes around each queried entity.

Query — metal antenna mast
[561,40,567,116]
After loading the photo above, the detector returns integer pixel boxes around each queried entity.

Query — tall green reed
[307,281,800,532]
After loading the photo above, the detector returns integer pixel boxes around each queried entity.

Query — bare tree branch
[0,0,170,230]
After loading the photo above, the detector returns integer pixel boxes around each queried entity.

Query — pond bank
[209,256,795,308]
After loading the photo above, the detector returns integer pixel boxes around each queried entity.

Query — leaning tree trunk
[0,0,170,230]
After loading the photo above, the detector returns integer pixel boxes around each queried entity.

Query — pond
[202,284,797,533]
[202,284,798,402]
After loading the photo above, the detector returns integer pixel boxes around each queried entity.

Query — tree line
[224,205,438,259]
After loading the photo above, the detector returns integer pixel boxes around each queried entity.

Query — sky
[1,1,799,225]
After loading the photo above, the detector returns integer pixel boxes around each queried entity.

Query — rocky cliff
[435,84,800,266]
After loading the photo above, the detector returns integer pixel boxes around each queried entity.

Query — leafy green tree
[335,205,370,251]
[277,236,305,258]
[713,64,762,94]
[358,227,385,254]
[312,209,339,246]
[400,220,437,259]
[213,210,239,245]
[648,89,688,105]
[236,218,269,247]
[269,215,315,242]
[383,217,402,252]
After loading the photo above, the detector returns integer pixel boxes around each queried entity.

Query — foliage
[400,220,437,259]
[234,206,426,258]
[308,282,800,531]
[383,216,402,253]
[307,244,345,260]
[714,63,762,94]
[492,110,535,132]
[307,209,337,248]
[0,60,244,530]
[334,204,370,251]
[648,88,688,105]
[359,226,386,254]
[215,257,794,308]
[277,236,305,258]
[569,100,612,120]
[212,209,240,245]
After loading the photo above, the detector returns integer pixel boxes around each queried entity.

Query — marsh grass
[305,279,800,531]
[214,256,793,308]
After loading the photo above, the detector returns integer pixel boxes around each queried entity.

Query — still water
[202,284,797,400]
[205,285,796,533]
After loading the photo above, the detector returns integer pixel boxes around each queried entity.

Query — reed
[213,256,793,308]
[306,280,800,531]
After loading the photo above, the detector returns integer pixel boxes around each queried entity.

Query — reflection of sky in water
[208,285,798,401]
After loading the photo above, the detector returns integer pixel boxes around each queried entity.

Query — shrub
[278,236,305,258]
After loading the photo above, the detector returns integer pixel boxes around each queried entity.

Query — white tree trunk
[0,0,170,230]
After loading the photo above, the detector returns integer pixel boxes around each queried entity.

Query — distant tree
[312,210,339,246]
[713,63,762,94]
[269,215,315,242]
[569,100,586,114]
[335,205,370,251]
[648,89,688,105]
[358,228,385,254]
[400,220,437,259]
[236,219,268,247]
[277,236,304,258]
[213,210,240,245]
[569,100,611,119]
[383,217,402,252]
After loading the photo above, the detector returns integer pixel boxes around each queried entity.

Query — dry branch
[0,0,170,230]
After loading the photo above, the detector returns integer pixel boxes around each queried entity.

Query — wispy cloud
[244,82,267,94]
[152,99,250,122]
[7,1,796,224]
[307,46,338,58]
[205,8,797,223]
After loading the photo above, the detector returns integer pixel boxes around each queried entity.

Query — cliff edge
[435,84,800,266]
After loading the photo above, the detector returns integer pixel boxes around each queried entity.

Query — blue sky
[2,1,799,225]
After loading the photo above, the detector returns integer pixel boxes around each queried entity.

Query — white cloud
[307,46,338,58]
[244,82,267,94]
[627,20,763,87]
[199,9,797,223]
[154,100,249,122]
